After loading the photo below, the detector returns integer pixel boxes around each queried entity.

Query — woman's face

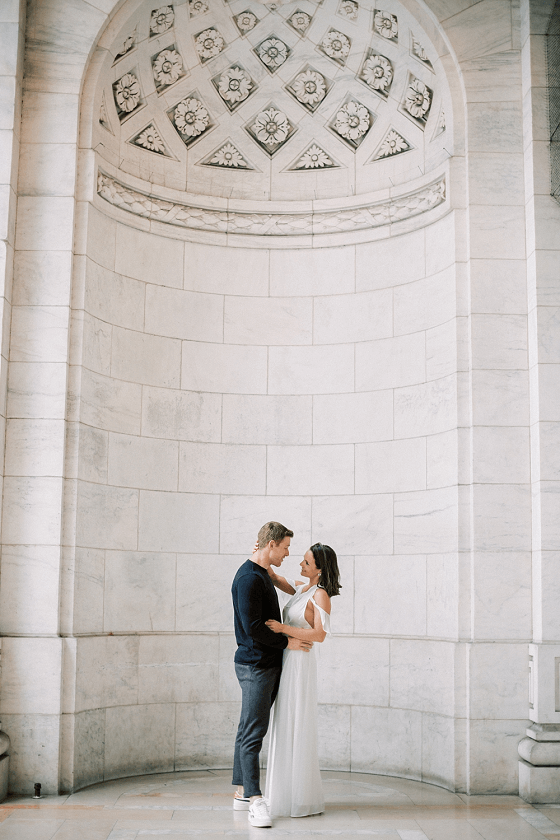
[300,549,319,578]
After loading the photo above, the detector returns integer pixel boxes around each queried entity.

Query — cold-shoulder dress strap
[310,595,332,636]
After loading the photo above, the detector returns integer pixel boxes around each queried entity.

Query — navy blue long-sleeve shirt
[232,560,288,668]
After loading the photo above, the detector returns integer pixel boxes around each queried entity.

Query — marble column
[0,0,26,801]
[518,0,560,804]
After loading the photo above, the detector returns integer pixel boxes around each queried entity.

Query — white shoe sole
[248,814,272,827]
[233,798,250,810]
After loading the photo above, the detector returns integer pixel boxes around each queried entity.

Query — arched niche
[34,0,468,793]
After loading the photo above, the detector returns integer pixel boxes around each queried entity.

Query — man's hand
[287,637,312,652]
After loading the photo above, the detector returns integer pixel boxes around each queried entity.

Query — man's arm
[237,575,288,649]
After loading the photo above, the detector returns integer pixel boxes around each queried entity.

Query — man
[231,521,312,828]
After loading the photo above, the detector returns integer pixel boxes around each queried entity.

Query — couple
[231,521,341,827]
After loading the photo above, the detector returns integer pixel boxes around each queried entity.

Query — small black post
[33,783,41,799]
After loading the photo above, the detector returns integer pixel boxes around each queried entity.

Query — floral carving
[288,68,328,112]
[372,128,411,159]
[255,37,290,72]
[338,0,358,20]
[113,71,143,119]
[288,10,312,33]
[97,170,447,236]
[333,100,370,145]
[195,28,226,61]
[291,143,338,169]
[114,30,136,63]
[216,66,253,108]
[361,53,393,95]
[320,29,351,65]
[150,5,174,36]
[189,0,208,16]
[373,10,398,41]
[152,47,184,90]
[171,96,212,145]
[203,142,253,168]
[131,122,170,155]
[235,10,258,34]
[246,106,295,154]
[402,75,432,124]
[254,108,289,145]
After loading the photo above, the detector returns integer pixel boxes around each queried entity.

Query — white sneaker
[248,796,272,827]
[233,793,250,810]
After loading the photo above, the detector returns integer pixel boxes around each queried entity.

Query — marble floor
[1,770,560,840]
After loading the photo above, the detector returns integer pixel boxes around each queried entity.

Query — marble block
[138,635,219,704]
[141,386,221,442]
[351,706,422,779]
[317,637,389,706]
[519,760,560,803]
[1,713,60,794]
[104,703,175,780]
[104,551,176,632]
[318,704,351,771]
[0,754,8,803]
[186,241,268,296]
[271,246,355,297]
[115,223,183,287]
[356,229,425,291]
[176,702,240,769]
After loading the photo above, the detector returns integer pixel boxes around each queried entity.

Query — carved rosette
[319,29,351,66]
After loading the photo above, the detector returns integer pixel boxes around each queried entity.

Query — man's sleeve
[237,575,288,650]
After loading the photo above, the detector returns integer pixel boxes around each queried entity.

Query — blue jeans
[232,662,282,798]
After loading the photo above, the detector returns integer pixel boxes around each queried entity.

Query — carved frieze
[96,169,447,236]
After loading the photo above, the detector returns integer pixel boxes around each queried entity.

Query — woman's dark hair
[310,543,341,597]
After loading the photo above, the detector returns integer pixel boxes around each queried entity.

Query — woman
[263,543,341,818]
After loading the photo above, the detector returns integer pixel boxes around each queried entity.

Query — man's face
[269,536,291,567]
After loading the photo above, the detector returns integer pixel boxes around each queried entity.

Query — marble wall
[0,0,558,800]
[58,203,463,791]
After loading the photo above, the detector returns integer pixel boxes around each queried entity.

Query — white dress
[265,583,332,817]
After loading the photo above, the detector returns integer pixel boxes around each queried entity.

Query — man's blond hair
[257,521,293,548]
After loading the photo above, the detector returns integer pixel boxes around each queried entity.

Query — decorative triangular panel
[411,35,434,70]
[99,91,113,133]
[368,127,413,161]
[432,107,446,138]
[127,121,175,157]
[113,28,136,64]
[198,139,257,170]
[286,142,341,170]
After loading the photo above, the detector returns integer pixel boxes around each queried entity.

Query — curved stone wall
[62,193,460,788]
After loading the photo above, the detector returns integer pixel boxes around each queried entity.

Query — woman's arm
[266,590,331,643]
[267,567,297,595]
[266,621,326,643]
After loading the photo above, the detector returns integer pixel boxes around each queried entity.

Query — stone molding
[96,169,446,238]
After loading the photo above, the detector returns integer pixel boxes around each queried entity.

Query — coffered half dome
[93,0,453,202]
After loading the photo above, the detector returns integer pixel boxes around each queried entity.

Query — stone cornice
[96,169,446,237]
